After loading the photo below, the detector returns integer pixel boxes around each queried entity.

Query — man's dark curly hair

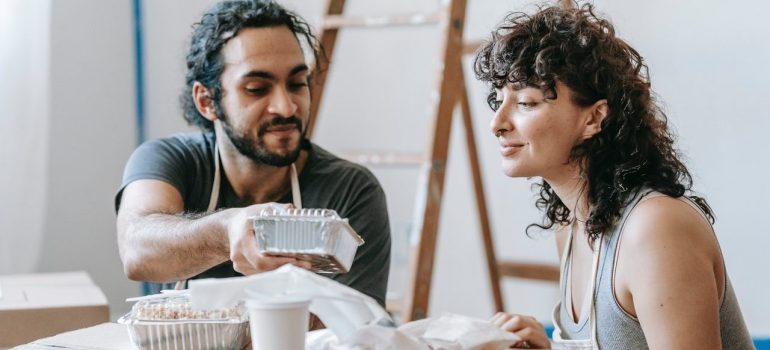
[474,3,714,244]
[181,0,322,131]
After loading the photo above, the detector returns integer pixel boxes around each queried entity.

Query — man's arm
[117,179,305,282]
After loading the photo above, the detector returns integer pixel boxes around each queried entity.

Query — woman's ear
[582,99,608,140]
[192,82,219,122]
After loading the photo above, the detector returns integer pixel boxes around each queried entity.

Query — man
[115,0,391,307]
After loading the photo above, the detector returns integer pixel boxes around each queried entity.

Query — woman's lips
[499,142,525,157]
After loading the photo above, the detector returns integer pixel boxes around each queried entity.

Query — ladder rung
[322,12,441,29]
[463,40,483,55]
[497,261,560,282]
[386,295,404,315]
[339,150,424,167]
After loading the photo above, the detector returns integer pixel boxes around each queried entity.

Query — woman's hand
[491,312,550,349]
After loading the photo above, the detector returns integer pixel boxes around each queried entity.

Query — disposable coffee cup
[246,297,311,350]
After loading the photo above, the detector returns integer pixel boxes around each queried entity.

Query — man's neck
[216,137,309,205]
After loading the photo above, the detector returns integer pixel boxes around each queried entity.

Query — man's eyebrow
[241,70,276,81]
[240,64,309,81]
[289,64,309,76]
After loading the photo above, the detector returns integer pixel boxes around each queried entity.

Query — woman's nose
[490,103,511,137]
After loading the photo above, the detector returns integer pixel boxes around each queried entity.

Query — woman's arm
[615,196,724,349]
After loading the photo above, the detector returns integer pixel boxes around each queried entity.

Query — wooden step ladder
[306,0,561,323]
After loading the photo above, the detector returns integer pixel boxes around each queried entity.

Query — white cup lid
[245,296,311,310]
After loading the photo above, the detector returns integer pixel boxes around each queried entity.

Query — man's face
[216,26,310,166]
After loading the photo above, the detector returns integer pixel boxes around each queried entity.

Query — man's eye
[246,87,268,95]
[288,82,308,91]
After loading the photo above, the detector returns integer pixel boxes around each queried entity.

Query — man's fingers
[241,226,261,267]
[292,260,312,270]
[257,255,303,271]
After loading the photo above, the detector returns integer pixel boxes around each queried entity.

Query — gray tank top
[554,189,754,349]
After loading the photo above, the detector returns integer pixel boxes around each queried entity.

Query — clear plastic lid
[124,294,247,322]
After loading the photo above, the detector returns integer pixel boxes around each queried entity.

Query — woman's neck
[544,164,589,223]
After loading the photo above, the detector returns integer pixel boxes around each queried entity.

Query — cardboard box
[12,323,133,350]
[0,271,109,348]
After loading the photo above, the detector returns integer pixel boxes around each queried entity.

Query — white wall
[2,0,768,334]
[40,0,138,318]
[0,0,50,274]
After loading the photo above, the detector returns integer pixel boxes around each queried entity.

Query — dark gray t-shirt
[116,132,391,306]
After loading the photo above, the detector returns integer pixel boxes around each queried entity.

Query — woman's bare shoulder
[621,194,716,250]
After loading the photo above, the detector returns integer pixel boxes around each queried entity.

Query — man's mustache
[258,116,303,136]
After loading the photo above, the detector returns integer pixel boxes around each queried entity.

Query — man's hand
[225,203,312,275]
[491,312,550,349]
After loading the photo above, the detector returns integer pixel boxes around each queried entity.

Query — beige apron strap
[290,162,302,209]
[588,235,602,349]
[206,144,221,213]
[174,150,300,291]
[551,222,575,342]
[551,221,603,350]
[174,144,221,291]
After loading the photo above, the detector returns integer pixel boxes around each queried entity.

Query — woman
[474,4,753,349]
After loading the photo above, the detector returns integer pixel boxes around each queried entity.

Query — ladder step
[497,261,560,282]
[322,12,441,29]
[463,40,483,55]
[338,150,424,167]
[386,295,404,315]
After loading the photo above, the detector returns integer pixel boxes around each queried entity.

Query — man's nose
[267,87,297,117]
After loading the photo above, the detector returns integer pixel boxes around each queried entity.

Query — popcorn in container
[252,208,364,273]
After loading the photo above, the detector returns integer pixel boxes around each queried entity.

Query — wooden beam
[322,12,440,29]
[458,69,504,312]
[497,261,560,282]
[403,0,467,322]
[462,40,482,56]
[307,0,346,139]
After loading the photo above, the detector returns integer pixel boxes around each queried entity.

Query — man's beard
[219,112,304,167]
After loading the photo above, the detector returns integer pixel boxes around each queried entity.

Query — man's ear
[582,99,608,140]
[192,82,219,122]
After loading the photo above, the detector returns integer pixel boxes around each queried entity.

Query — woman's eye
[518,101,537,109]
[489,100,502,111]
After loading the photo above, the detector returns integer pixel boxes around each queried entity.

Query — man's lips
[264,124,299,135]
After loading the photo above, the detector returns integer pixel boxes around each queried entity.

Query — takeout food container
[252,208,364,273]
[118,294,250,350]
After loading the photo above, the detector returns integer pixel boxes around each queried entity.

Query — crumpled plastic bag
[306,313,521,350]
[188,264,392,340]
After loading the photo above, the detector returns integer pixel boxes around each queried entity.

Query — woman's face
[489,82,600,180]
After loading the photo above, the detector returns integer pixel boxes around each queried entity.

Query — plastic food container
[252,208,365,273]
[118,294,250,350]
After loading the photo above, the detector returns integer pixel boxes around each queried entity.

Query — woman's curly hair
[474,3,713,244]
[181,0,323,131]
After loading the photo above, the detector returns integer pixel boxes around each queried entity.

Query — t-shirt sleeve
[331,169,392,308]
[114,138,192,212]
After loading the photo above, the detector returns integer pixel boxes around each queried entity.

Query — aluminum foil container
[118,294,250,350]
[252,208,364,273]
